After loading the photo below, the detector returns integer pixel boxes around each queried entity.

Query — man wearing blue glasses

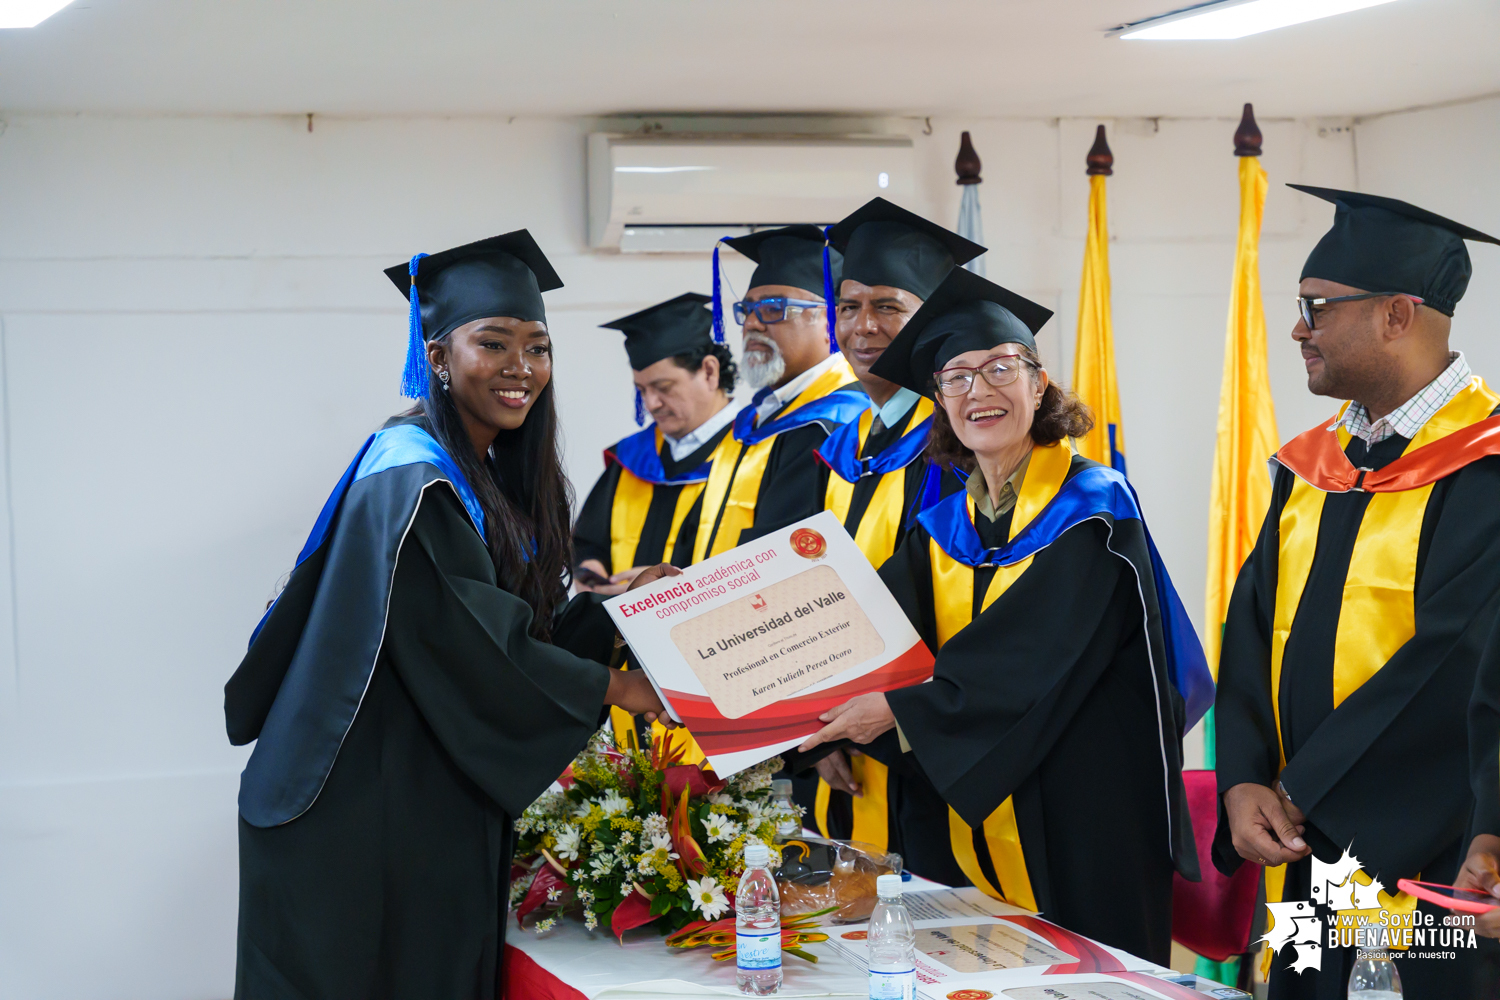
[688,225,868,563]
[1215,187,1500,998]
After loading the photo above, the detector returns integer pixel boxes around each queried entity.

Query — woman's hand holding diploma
[797,692,896,753]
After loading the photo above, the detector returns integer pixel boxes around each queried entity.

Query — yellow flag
[1072,172,1126,472]
[1205,155,1280,680]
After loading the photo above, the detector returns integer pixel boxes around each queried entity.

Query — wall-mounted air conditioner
[587,133,917,252]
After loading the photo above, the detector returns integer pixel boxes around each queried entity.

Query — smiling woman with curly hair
[796,266,1210,967]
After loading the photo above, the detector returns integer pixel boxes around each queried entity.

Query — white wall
[0,97,1496,998]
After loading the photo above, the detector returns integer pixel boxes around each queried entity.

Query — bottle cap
[771,778,793,796]
[744,841,771,867]
[876,873,903,897]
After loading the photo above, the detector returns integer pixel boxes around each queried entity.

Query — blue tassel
[711,241,727,344]
[822,229,838,354]
[400,252,430,399]
[634,387,646,426]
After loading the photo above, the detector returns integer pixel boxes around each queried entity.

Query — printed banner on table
[827,888,1173,1000]
[604,511,933,776]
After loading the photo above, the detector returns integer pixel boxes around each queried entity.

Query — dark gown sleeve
[383,489,613,818]
[1213,470,1291,797]
[738,423,831,545]
[882,519,1136,827]
[1210,478,1287,876]
[1470,624,1500,839]
[877,524,939,652]
[573,461,621,573]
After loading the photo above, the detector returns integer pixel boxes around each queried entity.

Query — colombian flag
[1205,147,1280,705]
[1072,130,1126,474]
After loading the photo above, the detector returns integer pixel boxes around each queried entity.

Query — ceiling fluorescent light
[1115,0,1403,40]
[0,0,74,28]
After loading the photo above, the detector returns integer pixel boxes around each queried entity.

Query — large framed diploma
[603,511,934,776]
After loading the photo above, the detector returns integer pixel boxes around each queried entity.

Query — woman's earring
[438,368,450,392]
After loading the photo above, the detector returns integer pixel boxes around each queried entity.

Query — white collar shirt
[662,399,740,463]
[1338,352,1471,445]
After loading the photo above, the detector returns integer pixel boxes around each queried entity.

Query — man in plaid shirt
[1214,186,1500,999]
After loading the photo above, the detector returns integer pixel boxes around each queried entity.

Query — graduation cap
[602,293,716,425]
[722,224,837,296]
[714,224,843,350]
[826,197,986,301]
[867,266,1053,398]
[1292,185,1499,317]
[603,293,716,371]
[384,229,563,398]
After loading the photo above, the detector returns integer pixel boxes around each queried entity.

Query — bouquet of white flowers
[512,729,802,940]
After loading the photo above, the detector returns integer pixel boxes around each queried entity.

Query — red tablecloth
[502,943,586,1000]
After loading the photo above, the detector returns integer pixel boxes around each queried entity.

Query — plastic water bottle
[736,841,782,995]
[1348,948,1402,999]
[867,873,916,999]
[771,778,799,841]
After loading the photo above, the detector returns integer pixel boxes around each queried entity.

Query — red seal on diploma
[789,527,827,559]
[946,992,995,1000]
[840,930,868,940]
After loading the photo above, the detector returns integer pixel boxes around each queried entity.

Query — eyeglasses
[733,297,825,326]
[934,354,1035,397]
[1297,292,1424,330]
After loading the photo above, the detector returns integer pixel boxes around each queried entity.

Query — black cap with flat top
[384,229,563,340]
[1292,185,1499,316]
[827,197,986,300]
[868,266,1053,398]
[602,293,715,371]
[722,225,838,296]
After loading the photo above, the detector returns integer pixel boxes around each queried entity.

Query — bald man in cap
[1214,188,1500,998]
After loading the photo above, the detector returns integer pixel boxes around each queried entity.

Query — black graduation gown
[815,405,963,842]
[1471,618,1500,840]
[698,387,861,555]
[229,485,616,999]
[1214,434,1500,999]
[572,426,731,575]
[867,455,1195,965]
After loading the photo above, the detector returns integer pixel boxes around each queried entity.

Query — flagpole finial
[1234,103,1263,157]
[1085,125,1113,176]
[955,131,982,185]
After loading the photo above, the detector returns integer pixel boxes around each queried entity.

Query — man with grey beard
[688,225,868,564]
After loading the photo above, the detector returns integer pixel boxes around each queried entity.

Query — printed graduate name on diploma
[668,564,884,720]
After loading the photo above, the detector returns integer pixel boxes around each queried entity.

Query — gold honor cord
[927,439,1074,911]
[609,464,657,578]
[811,752,893,851]
[813,776,831,837]
[1263,379,1500,922]
[692,359,856,563]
